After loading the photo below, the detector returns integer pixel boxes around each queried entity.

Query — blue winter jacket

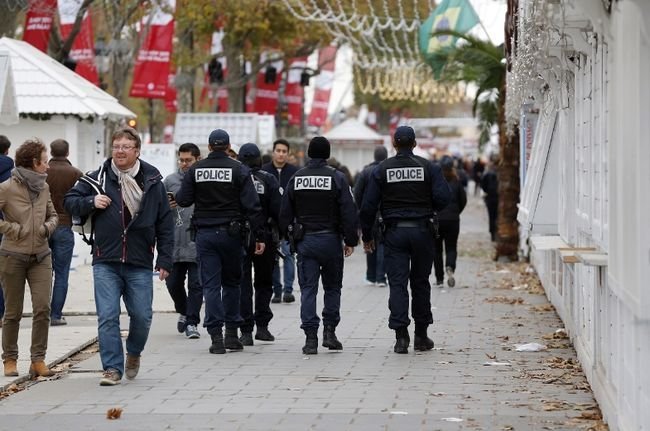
[63,158,174,272]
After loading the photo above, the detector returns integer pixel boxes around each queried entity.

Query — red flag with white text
[58,0,99,85]
[251,54,283,115]
[130,3,174,99]
[23,0,57,52]
[307,46,337,127]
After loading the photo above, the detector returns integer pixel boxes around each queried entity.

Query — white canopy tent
[324,118,385,175]
[0,37,135,172]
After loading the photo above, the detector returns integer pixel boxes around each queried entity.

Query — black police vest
[192,157,242,220]
[379,155,433,211]
[293,166,339,229]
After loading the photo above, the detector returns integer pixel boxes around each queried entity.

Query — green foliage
[427,29,505,148]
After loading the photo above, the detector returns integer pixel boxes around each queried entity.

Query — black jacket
[63,158,174,272]
[438,178,467,221]
[260,161,299,192]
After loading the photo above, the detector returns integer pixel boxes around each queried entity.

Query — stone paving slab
[0,195,604,430]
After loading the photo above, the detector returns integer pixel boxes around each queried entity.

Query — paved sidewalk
[0,194,605,430]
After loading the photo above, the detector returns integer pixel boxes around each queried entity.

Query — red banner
[130,8,174,99]
[284,57,307,126]
[58,0,99,85]
[307,46,337,127]
[250,57,283,115]
[23,0,57,52]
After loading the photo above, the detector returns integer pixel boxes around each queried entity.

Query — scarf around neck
[111,159,143,216]
[13,166,47,201]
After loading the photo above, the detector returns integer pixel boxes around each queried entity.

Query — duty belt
[393,220,426,228]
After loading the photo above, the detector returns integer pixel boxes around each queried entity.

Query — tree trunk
[225,48,245,113]
[0,3,19,38]
[495,79,520,260]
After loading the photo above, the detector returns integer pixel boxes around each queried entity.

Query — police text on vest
[294,176,332,190]
[195,168,232,183]
[253,179,265,194]
[386,167,424,183]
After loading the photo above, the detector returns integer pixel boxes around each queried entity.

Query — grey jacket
[164,169,197,263]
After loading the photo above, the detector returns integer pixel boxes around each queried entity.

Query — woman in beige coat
[0,138,58,377]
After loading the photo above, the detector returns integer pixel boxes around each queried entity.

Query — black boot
[224,327,244,351]
[255,326,275,342]
[414,324,434,351]
[394,327,410,354]
[239,331,254,346]
[322,325,343,350]
[209,329,225,354]
[302,330,318,355]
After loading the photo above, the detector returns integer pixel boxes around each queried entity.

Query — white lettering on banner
[253,178,265,194]
[195,168,232,183]
[386,167,424,183]
[137,50,171,63]
[294,176,332,190]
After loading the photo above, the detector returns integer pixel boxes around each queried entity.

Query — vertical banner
[129,2,175,99]
[251,55,283,115]
[284,57,307,126]
[200,31,228,111]
[23,0,57,53]
[58,0,99,85]
[307,45,337,127]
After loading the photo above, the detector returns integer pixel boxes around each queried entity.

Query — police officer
[279,136,359,355]
[175,129,266,354]
[359,126,450,354]
[237,143,281,345]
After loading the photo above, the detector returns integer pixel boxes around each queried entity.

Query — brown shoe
[29,361,54,377]
[3,359,18,377]
[125,354,140,380]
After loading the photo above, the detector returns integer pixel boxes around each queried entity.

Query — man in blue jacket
[360,126,450,354]
[64,127,174,386]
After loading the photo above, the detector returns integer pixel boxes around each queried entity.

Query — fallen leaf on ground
[530,304,555,312]
[485,296,525,305]
[106,407,123,420]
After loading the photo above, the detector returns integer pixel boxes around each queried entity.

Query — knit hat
[374,146,388,162]
[208,129,230,147]
[440,155,454,169]
[238,143,260,162]
[308,136,330,159]
[394,126,416,146]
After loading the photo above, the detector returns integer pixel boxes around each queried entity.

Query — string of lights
[281,0,464,104]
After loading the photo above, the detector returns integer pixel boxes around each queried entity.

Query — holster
[428,213,440,239]
[287,222,305,254]
[227,220,241,238]
[241,220,252,248]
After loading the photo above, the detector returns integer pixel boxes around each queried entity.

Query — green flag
[419,0,480,76]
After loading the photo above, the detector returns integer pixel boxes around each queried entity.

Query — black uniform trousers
[433,220,460,283]
[239,244,274,333]
[383,225,434,329]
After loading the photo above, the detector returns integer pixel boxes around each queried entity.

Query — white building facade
[513,1,649,430]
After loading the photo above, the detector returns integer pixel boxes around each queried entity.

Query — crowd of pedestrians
[0,125,499,386]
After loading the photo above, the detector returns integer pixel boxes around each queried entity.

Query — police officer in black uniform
[279,136,359,355]
[360,126,450,354]
[175,129,266,354]
[237,143,281,345]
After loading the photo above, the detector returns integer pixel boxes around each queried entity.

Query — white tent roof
[324,118,383,141]
[0,37,135,120]
[0,50,18,125]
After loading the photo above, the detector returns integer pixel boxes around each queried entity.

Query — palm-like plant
[426,29,520,260]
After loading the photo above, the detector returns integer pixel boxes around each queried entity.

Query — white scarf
[111,159,142,216]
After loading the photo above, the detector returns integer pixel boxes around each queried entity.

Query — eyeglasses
[112,145,137,152]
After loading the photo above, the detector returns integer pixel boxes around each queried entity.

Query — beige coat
[0,175,58,256]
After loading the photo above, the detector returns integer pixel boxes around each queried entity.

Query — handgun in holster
[287,222,304,254]
[189,217,197,241]
[241,220,252,248]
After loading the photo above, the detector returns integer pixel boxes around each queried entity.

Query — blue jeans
[196,228,244,334]
[366,242,386,284]
[49,226,75,319]
[296,233,344,331]
[273,240,295,295]
[93,263,153,376]
[383,226,434,330]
